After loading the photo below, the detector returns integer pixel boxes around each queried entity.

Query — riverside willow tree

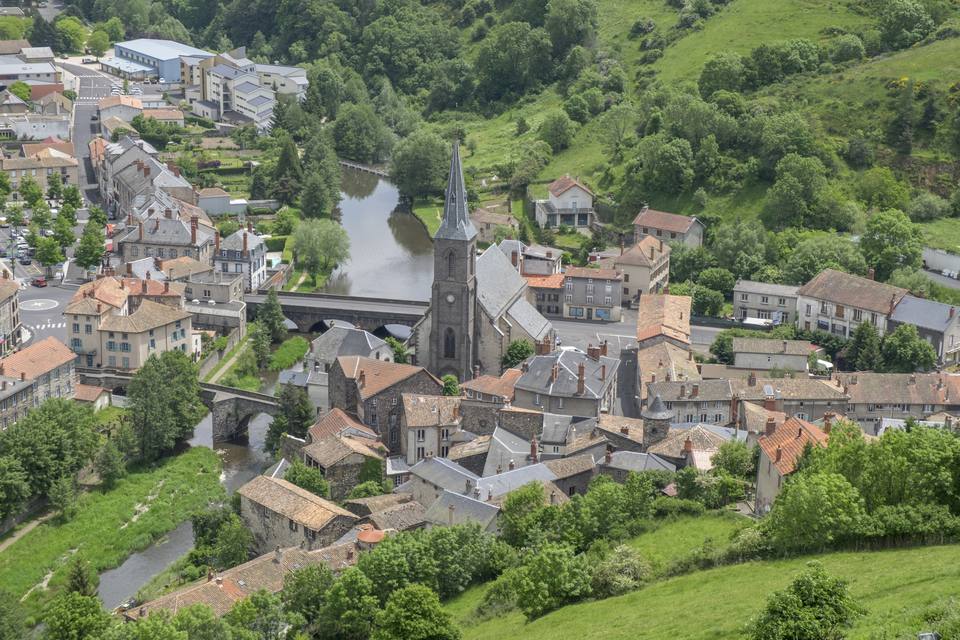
[292,218,350,285]
[128,351,206,462]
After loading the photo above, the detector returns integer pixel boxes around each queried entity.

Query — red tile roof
[632,208,698,234]
[524,273,565,290]
[548,175,593,198]
[336,356,440,400]
[308,408,377,443]
[0,337,74,380]
[757,417,829,476]
[636,294,692,345]
[461,369,523,401]
[74,383,108,402]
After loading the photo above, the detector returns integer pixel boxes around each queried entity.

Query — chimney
[139,224,144,241]
[242,232,248,256]
[511,251,518,267]
[601,364,606,380]
[690,383,699,398]
[549,491,556,505]
[191,216,198,245]
[765,417,777,436]
[164,208,172,219]
[823,412,834,434]
[19,372,25,381]
[867,268,875,280]
[730,393,740,427]
[546,251,552,259]
[153,218,159,232]
[951,307,956,319]
[119,279,124,290]
[452,403,460,420]
[763,394,776,412]
[659,238,663,252]
[889,294,897,316]
[651,373,656,383]
[465,479,473,495]
[909,374,916,385]
[551,363,559,383]
[775,446,782,462]
[577,362,585,395]
[206,569,213,582]
[782,340,788,353]
[488,489,494,501]
[247,221,253,232]
[508,459,515,471]
[215,230,220,253]
[448,504,455,526]
[748,372,757,387]
[683,436,693,454]
[274,546,281,563]
[145,270,151,280]
[496,464,502,475]
[587,343,600,360]
[164,281,170,293]
[143,165,150,177]
[679,384,686,398]
[530,436,538,463]
[125,262,132,276]
[473,365,480,379]
[604,449,612,465]
[358,370,366,388]
[620,425,629,435]
[600,340,608,357]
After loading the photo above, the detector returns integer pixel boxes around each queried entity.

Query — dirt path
[208,342,249,384]
[288,272,308,292]
[0,512,55,554]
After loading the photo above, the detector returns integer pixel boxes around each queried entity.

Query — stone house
[731,338,815,372]
[513,345,619,418]
[213,223,267,292]
[306,408,379,444]
[0,274,21,357]
[636,293,692,349]
[328,356,443,454]
[598,450,676,483]
[733,280,800,325]
[636,341,700,405]
[755,417,829,513]
[832,372,960,435]
[796,268,907,338]
[237,475,358,555]
[308,327,391,374]
[400,394,462,464]
[632,207,704,247]
[459,368,522,435]
[0,336,77,405]
[470,207,519,244]
[404,456,479,508]
[301,434,386,501]
[888,294,960,365]
[562,267,623,322]
[115,214,215,264]
[541,455,596,497]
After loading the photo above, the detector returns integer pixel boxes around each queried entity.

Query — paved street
[60,61,115,205]
[16,281,73,346]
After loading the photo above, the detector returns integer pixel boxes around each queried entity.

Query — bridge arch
[208,390,280,443]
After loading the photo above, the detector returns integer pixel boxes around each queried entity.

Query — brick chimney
[508,459,515,471]
[748,371,757,387]
[765,417,777,436]
[214,230,220,253]
[127,212,133,225]
[164,208,172,219]
[530,436,538,463]
[600,340,608,357]
[190,216,198,245]
[153,218,160,232]
[823,411,834,434]
[679,384,685,398]
[19,372,25,381]
[577,362,585,395]
[774,445,782,462]
[510,251,518,267]
[730,393,739,426]
[125,262,132,276]
[763,394,777,412]
[601,364,606,381]
[650,373,656,383]
[119,278,124,290]
[358,370,366,388]
[550,363,559,383]
[889,293,897,316]
[690,383,699,398]
[164,281,170,293]
[242,232,248,257]
[138,224,144,241]
[587,344,600,360]
[683,436,693,454]
[649,245,654,260]
[604,448,612,465]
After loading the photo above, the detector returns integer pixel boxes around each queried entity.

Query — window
[85,325,92,334]
[441,428,450,440]
[107,341,116,351]
[805,304,812,316]
[534,393,541,406]
[288,519,298,532]
[70,338,81,349]
[795,412,808,420]
[447,251,456,278]
[778,297,786,306]
[416,429,425,442]
[871,312,877,324]
[623,287,629,295]
[835,305,845,319]
[108,356,116,367]
[565,281,573,291]
[820,302,829,315]
[586,295,594,304]
[853,309,863,322]
[685,413,694,422]
[740,293,748,301]
[761,296,769,304]
[604,296,612,305]
[235,263,242,273]
[416,446,425,460]
[149,339,156,349]
[715,413,723,422]
[443,327,456,359]
[120,343,131,352]
[156,248,164,258]
[72,323,79,333]
[623,273,630,282]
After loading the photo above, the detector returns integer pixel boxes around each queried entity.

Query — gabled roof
[732,338,815,357]
[310,327,388,365]
[515,349,619,400]
[423,490,498,529]
[482,427,534,477]
[73,383,108,403]
[734,280,800,297]
[636,341,700,401]
[461,368,522,401]
[237,475,356,530]
[636,294,692,345]
[890,294,958,333]
[797,269,907,315]
[0,337,74,380]
[98,95,143,110]
[564,266,622,281]
[476,244,527,320]
[302,434,384,469]
[409,456,478,490]
[402,394,461,427]
[632,207,699,233]
[548,175,593,198]
[757,417,828,476]
[524,273,565,290]
[99,299,190,333]
[615,236,671,268]
[307,408,377,443]
[601,451,676,473]
[369,501,426,531]
[336,356,439,400]
[220,228,265,252]
[646,424,730,458]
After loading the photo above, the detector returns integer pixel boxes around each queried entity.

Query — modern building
[213,224,267,292]
[632,207,704,247]
[888,295,960,365]
[254,63,309,98]
[0,59,58,84]
[534,175,595,229]
[106,39,213,82]
[605,236,670,305]
[513,346,619,418]
[733,280,800,325]
[797,269,907,338]
[562,267,623,322]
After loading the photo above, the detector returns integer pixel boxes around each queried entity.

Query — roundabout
[20,299,59,312]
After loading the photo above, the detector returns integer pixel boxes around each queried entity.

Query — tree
[291,219,350,285]
[49,475,77,521]
[845,322,882,371]
[856,167,910,210]
[669,281,724,316]
[332,103,392,163]
[764,472,865,552]
[441,375,460,396]
[87,30,110,58]
[250,322,271,369]
[88,206,107,227]
[590,545,652,599]
[760,154,829,230]
[283,564,335,625]
[598,103,637,161]
[881,323,937,372]
[748,562,863,640]
[347,481,386,499]
[171,605,235,640]
[372,584,460,640]
[502,339,534,369]
[18,175,42,208]
[0,589,24,640]
[271,133,304,205]
[300,173,337,219]
[537,111,578,153]
[908,191,951,221]
[103,17,125,41]
[475,22,552,102]
[284,460,330,498]
[66,556,97,597]
[782,236,867,285]
[317,567,379,640]
[31,201,52,230]
[54,16,87,52]
[385,337,409,364]
[224,590,286,640]
[74,223,106,271]
[46,172,62,201]
[878,0,933,49]
[624,134,694,197]
[43,592,111,640]
[499,482,547,548]
[696,267,735,298]
[711,441,754,479]
[214,516,253,569]
[698,52,747,98]
[265,383,314,453]
[544,0,597,56]
[94,440,126,489]
[6,81,29,103]
[0,456,28,522]
[514,543,592,619]
[53,214,75,250]
[29,15,59,51]
[5,205,22,229]
[860,208,922,281]
[390,129,449,199]
[128,351,206,462]
[258,289,287,343]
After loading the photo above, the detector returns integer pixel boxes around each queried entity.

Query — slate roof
[237,476,356,530]
[220,228,265,252]
[402,394,461,427]
[409,456,478,491]
[757,417,828,476]
[515,350,619,400]
[797,269,907,315]
[632,208,699,233]
[368,501,426,531]
[310,327,388,366]
[505,295,553,341]
[482,427,534,477]
[601,451,676,473]
[117,217,213,248]
[336,356,439,400]
[435,141,476,241]
[423,490,499,529]
[542,454,597,479]
[890,294,958,332]
[732,338,815,356]
[734,280,800,297]
[476,246,527,319]
[475,463,557,499]
[0,337,74,380]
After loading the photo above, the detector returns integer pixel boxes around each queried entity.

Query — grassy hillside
[448,543,960,640]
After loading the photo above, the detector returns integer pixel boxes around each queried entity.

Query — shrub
[908,191,951,221]
[268,336,310,371]
[652,496,705,517]
[590,546,652,598]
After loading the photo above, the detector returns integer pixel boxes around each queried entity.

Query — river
[96,171,433,609]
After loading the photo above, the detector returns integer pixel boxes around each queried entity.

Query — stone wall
[240,494,357,556]
[460,400,500,436]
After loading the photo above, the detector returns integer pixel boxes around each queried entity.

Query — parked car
[30,276,46,287]
[82,57,95,64]
[0,218,8,228]
[18,256,31,265]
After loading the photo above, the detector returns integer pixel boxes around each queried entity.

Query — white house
[534,176,595,229]
[213,224,267,292]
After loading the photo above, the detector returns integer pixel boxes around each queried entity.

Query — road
[60,61,115,205]
[17,280,74,346]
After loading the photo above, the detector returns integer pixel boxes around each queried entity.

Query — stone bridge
[246,291,429,333]
[77,369,279,442]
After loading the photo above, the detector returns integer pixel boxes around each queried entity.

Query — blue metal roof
[116,39,213,61]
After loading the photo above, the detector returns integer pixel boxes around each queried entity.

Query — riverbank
[0,447,224,620]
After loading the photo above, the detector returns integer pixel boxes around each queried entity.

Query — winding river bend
[96,171,434,608]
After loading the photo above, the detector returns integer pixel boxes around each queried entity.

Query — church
[411,142,554,380]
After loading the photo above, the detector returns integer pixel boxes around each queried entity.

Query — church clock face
[445,293,456,304]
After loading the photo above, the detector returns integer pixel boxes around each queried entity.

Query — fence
[197,327,242,379]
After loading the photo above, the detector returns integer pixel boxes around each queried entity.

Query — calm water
[323,169,433,300]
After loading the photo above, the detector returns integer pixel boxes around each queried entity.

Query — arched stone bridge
[77,369,279,442]
[245,291,428,334]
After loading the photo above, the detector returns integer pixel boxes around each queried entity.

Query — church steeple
[435,140,477,242]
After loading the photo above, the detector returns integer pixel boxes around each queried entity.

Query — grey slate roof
[515,350,619,400]
[310,327,388,367]
[475,463,557,499]
[733,280,800,297]
[423,490,498,529]
[409,457,478,491]
[482,427,533,477]
[117,217,213,247]
[476,246,527,319]
[434,141,477,241]
[506,296,553,341]
[210,63,243,79]
[221,229,266,252]
[890,294,958,332]
[541,413,577,444]
[642,394,675,420]
[278,370,309,387]
[602,451,676,473]
[248,95,273,107]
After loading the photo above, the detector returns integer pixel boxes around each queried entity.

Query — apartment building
[796,269,907,338]
[733,280,800,325]
[0,336,76,403]
[632,207,704,247]
[887,295,960,365]
[832,372,960,434]
[513,345,619,418]
[562,267,623,322]
[605,236,670,304]
[212,224,267,292]
[115,214,215,264]
[0,274,21,356]
[2,148,78,200]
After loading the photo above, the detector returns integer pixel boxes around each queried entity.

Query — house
[888,295,960,365]
[796,269,907,338]
[17,46,52,62]
[0,368,33,430]
[525,273,564,318]
[0,336,76,416]
[423,490,500,532]
[731,338,815,372]
[301,434,386,500]
[34,92,72,116]
[65,277,195,370]
[470,207,518,244]
[1,148,78,201]
[98,95,143,123]
[21,136,74,157]
[481,426,538,476]
[101,115,136,140]
[125,542,358,620]
[0,61,57,84]
[632,207,705,247]
[460,368,522,434]
[213,224,267,292]
[343,492,413,518]
[368,501,427,532]
[541,455,597,496]
[306,408,379,444]
[605,236,671,305]
[733,280,800,325]
[595,414,647,452]
[636,293,692,349]
[513,345,619,418]
[400,394,462,464]
[404,456,479,507]
[0,40,29,55]
[562,267,623,322]
[73,383,111,411]
[636,341,699,403]
[308,327,391,376]
[645,424,730,468]
[0,90,28,114]
[328,356,443,453]
[237,475,358,554]
[115,215,215,264]
[598,450,676,483]
[832,372,960,434]
[534,175,595,229]
[106,39,213,82]
[497,239,563,276]
[731,375,849,423]
[0,274,21,356]
[755,417,829,513]
[142,108,185,127]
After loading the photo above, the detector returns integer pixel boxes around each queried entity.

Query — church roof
[434,140,477,242]
[476,246,527,320]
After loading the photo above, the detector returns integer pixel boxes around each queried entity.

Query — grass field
[919,216,960,253]
[413,198,444,235]
[448,542,960,640]
[1,448,223,619]
[627,512,749,571]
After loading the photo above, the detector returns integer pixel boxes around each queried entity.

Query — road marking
[20,299,59,311]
